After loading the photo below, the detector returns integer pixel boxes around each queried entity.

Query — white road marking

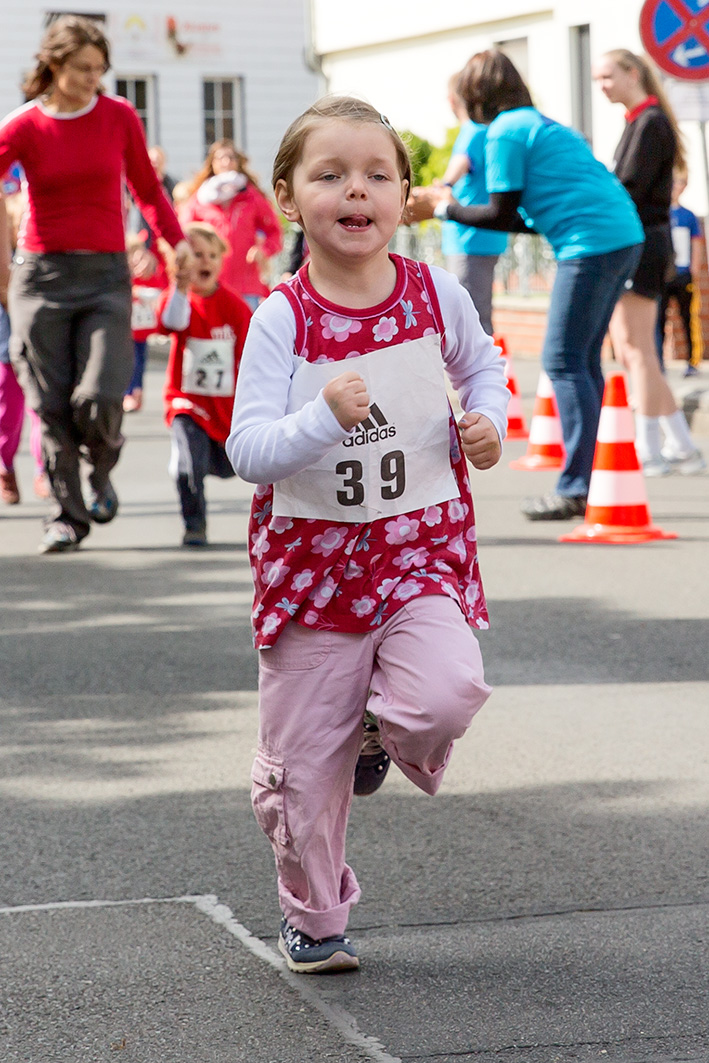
[194,894,403,1063]
[1,892,403,1063]
[0,894,201,915]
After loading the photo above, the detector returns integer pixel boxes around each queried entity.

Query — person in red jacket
[0,15,192,553]
[159,222,251,546]
[179,141,282,310]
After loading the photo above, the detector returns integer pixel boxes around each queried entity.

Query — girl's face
[212,147,239,174]
[189,233,223,294]
[49,44,106,110]
[672,176,687,203]
[275,120,408,270]
[592,57,639,106]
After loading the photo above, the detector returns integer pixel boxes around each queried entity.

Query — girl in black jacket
[593,49,704,475]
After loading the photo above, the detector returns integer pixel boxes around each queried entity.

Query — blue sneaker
[354,711,390,795]
[278,918,359,973]
[88,481,119,524]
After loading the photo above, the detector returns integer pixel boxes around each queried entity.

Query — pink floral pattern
[321,313,362,342]
[384,515,421,544]
[373,315,399,343]
[246,254,488,648]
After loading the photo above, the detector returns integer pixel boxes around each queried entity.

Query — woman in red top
[0,15,192,553]
[179,140,282,310]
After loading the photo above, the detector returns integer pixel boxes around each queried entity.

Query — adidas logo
[343,403,397,447]
[200,349,222,365]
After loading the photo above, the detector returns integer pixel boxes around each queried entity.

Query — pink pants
[253,594,491,939]
[0,362,43,473]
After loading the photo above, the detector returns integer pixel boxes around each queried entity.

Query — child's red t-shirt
[160,284,251,443]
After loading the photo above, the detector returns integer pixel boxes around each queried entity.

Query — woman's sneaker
[38,522,81,554]
[278,917,359,974]
[661,448,706,476]
[641,455,672,478]
[521,492,587,520]
[88,480,119,523]
[182,524,207,547]
[354,711,390,795]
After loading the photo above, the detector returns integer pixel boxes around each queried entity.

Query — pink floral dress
[249,254,488,648]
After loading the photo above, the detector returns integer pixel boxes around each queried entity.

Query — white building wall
[0,0,320,192]
[311,0,709,215]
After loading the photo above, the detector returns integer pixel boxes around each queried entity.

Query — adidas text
[343,425,397,447]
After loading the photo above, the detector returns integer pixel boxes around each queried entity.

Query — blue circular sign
[640,0,709,80]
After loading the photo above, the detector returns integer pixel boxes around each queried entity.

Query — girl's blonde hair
[185,140,264,199]
[184,221,230,256]
[604,49,686,171]
[23,15,110,101]
[272,95,412,194]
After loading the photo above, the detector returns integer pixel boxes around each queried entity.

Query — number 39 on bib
[273,334,460,522]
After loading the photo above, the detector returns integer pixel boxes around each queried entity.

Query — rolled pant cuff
[389,747,449,796]
[278,865,361,940]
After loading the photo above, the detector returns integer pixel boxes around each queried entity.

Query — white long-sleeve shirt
[227,264,508,485]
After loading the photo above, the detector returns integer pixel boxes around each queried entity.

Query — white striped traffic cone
[560,373,678,544]
[502,352,529,440]
[509,370,564,470]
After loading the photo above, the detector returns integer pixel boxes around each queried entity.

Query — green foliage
[401,130,433,187]
[401,126,460,186]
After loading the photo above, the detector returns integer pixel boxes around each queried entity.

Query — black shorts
[625,223,672,300]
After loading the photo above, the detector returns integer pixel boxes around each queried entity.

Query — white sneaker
[661,448,707,475]
[642,456,672,477]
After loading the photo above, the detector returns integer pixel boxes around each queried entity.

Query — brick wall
[494,233,709,363]
[492,304,547,358]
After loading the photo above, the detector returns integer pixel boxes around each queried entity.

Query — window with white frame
[203,78,244,149]
[115,76,158,145]
[570,24,593,146]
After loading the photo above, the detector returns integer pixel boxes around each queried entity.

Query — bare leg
[609,292,702,470]
[608,292,676,416]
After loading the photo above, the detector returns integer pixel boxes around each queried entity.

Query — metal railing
[273,224,557,297]
[390,224,556,297]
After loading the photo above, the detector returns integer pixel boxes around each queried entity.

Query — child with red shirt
[227,97,509,973]
[124,233,167,413]
[160,222,251,546]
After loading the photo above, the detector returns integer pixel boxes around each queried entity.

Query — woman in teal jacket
[411,50,644,520]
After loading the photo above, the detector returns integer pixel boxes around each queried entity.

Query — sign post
[640,0,709,264]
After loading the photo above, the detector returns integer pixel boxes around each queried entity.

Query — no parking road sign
[640,0,709,80]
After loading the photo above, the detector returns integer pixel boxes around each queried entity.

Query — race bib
[131,286,162,331]
[273,333,459,522]
[181,337,235,396]
[671,226,691,271]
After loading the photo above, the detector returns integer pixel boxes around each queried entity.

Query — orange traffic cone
[502,352,529,440]
[509,370,564,469]
[560,373,678,544]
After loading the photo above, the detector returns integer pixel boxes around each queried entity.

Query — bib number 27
[335,450,406,507]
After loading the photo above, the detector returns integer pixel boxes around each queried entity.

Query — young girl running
[227,97,509,974]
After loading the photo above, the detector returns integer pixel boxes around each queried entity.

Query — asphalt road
[1,357,708,1063]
